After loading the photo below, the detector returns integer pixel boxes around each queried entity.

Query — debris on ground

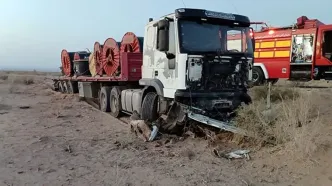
[213,149,251,160]
[64,145,72,153]
[149,125,159,141]
[129,111,151,142]
[130,120,151,142]
[19,105,30,109]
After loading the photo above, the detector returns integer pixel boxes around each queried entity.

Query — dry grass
[6,75,35,94]
[2,70,60,76]
[12,76,35,85]
[0,74,9,81]
[236,87,325,158]
[250,85,300,102]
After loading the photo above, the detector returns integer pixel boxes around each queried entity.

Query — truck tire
[141,92,159,122]
[66,81,73,94]
[99,86,111,112]
[53,81,59,91]
[110,86,122,118]
[252,67,265,86]
[67,81,78,94]
[62,81,69,93]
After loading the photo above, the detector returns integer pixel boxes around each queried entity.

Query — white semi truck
[54,8,255,132]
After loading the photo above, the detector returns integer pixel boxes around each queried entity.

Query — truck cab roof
[157,8,250,27]
[174,8,251,26]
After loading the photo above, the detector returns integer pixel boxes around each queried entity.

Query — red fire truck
[248,16,332,85]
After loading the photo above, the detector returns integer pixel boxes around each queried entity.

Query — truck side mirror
[156,19,169,52]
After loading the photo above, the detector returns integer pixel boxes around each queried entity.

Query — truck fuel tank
[121,89,143,114]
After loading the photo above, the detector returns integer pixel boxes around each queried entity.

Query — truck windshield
[179,20,253,55]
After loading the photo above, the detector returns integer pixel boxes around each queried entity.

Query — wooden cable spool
[101,38,120,76]
[93,42,104,75]
[61,49,75,76]
[120,32,144,53]
[88,53,97,76]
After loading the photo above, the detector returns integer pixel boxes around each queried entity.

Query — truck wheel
[110,86,122,118]
[252,67,265,86]
[141,92,159,122]
[99,86,111,112]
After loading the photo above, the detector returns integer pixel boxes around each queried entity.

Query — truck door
[143,20,178,98]
[315,25,332,66]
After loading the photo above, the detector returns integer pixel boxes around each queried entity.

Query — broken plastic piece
[149,125,159,141]
[213,149,251,160]
[225,150,250,160]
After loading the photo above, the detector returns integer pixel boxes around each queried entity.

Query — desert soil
[1,73,332,186]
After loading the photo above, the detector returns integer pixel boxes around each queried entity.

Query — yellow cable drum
[89,53,98,77]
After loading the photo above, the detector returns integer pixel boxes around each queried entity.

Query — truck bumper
[187,112,247,135]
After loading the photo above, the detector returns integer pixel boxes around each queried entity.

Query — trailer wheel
[141,92,159,122]
[62,81,69,93]
[58,81,65,93]
[99,86,111,112]
[53,81,59,91]
[66,81,73,94]
[252,67,265,86]
[110,86,122,117]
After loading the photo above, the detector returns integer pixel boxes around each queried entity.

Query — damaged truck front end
[172,9,254,132]
[141,8,255,133]
[173,54,253,133]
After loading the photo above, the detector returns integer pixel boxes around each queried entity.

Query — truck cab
[313,24,332,79]
[138,8,254,129]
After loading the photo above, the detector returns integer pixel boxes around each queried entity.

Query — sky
[0,0,331,71]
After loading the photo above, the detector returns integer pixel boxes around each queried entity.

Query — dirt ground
[1,73,332,186]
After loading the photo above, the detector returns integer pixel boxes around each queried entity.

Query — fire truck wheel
[110,86,122,118]
[141,92,159,122]
[99,86,111,112]
[252,67,265,86]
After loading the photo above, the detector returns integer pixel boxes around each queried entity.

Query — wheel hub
[252,71,259,82]
[101,94,106,110]
[111,95,117,113]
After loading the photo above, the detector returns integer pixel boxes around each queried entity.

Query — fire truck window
[323,31,332,61]
[291,35,314,63]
